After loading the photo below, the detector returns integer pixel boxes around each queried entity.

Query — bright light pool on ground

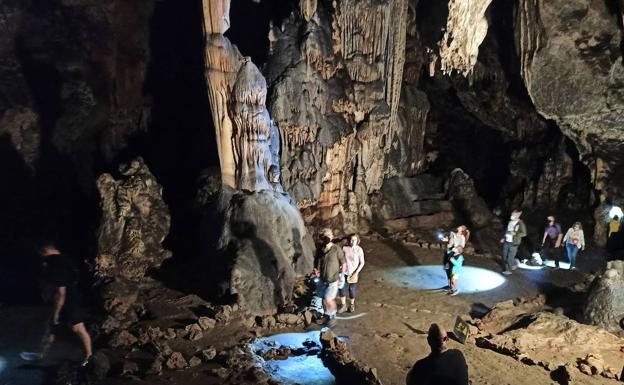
[383,265,506,293]
[252,331,335,385]
[517,259,571,270]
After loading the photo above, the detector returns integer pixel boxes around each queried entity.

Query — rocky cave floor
[1,237,623,385]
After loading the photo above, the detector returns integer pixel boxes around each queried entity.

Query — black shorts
[58,302,84,327]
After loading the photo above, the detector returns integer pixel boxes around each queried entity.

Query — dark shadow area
[226,0,297,65]
[139,0,218,263]
[381,239,422,266]
[470,302,492,318]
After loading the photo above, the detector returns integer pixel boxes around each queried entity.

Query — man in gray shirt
[313,228,346,327]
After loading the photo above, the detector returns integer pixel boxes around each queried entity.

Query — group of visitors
[540,214,585,269]
[503,210,586,272]
[311,228,365,327]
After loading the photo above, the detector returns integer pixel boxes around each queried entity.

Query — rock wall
[266,0,432,234]
[515,0,624,224]
[95,157,171,332]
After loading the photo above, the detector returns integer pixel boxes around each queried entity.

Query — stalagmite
[201,0,314,313]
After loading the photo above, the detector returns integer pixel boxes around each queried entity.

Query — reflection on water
[252,331,335,385]
[383,265,506,293]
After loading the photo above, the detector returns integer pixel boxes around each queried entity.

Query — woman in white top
[338,234,365,313]
[563,222,585,269]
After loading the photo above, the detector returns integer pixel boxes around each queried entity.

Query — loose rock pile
[467,296,624,382]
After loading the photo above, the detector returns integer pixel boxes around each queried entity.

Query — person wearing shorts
[338,234,365,313]
[312,228,346,327]
[22,243,92,365]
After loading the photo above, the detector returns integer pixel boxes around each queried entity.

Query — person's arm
[542,231,548,245]
[52,286,66,324]
[338,249,347,275]
[580,230,586,250]
[464,229,470,242]
[562,229,569,243]
[517,221,527,238]
[355,247,365,274]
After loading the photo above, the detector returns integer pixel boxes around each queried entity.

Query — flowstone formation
[95,157,171,332]
[202,0,314,313]
[266,0,421,234]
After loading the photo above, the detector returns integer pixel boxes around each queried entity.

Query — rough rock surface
[95,157,171,332]
[266,0,427,234]
[320,329,383,385]
[515,0,624,204]
[583,260,624,334]
[215,188,314,313]
[436,0,493,76]
[474,297,624,381]
[201,0,315,313]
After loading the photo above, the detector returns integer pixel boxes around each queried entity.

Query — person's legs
[565,243,574,267]
[568,246,579,269]
[449,275,459,296]
[337,285,347,313]
[508,244,519,270]
[348,283,357,312]
[323,281,339,325]
[502,242,511,272]
[71,322,92,361]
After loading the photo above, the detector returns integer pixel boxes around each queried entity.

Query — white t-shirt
[505,219,518,243]
[342,245,364,276]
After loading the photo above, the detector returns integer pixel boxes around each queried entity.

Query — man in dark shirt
[21,243,92,365]
[312,228,346,327]
[541,215,563,268]
[406,323,469,385]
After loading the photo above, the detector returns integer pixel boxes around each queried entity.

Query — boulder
[319,329,383,385]
[213,188,315,313]
[582,260,624,333]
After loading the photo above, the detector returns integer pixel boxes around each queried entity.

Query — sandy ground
[0,237,619,385]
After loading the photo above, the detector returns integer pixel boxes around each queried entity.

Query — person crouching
[448,246,464,296]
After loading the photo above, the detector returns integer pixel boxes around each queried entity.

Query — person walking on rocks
[563,222,585,269]
[313,228,346,327]
[338,234,365,313]
[406,323,469,385]
[541,215,563,268]
[21,242,93,365]
[500,209,527,275]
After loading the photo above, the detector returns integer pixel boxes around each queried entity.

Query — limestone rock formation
[266,0,425,234]
[95,157,171,332]
[446,168,504,255]
[201,0,314,313]
[475,297,624,381]
[373,175,454,233]
[215,188,314,313]
[515,0,624,203]
[583,260,624,334]
[437,0,493,76]
[320,329,383,385]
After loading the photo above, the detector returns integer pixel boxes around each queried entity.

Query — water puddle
[251,331,335,385]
